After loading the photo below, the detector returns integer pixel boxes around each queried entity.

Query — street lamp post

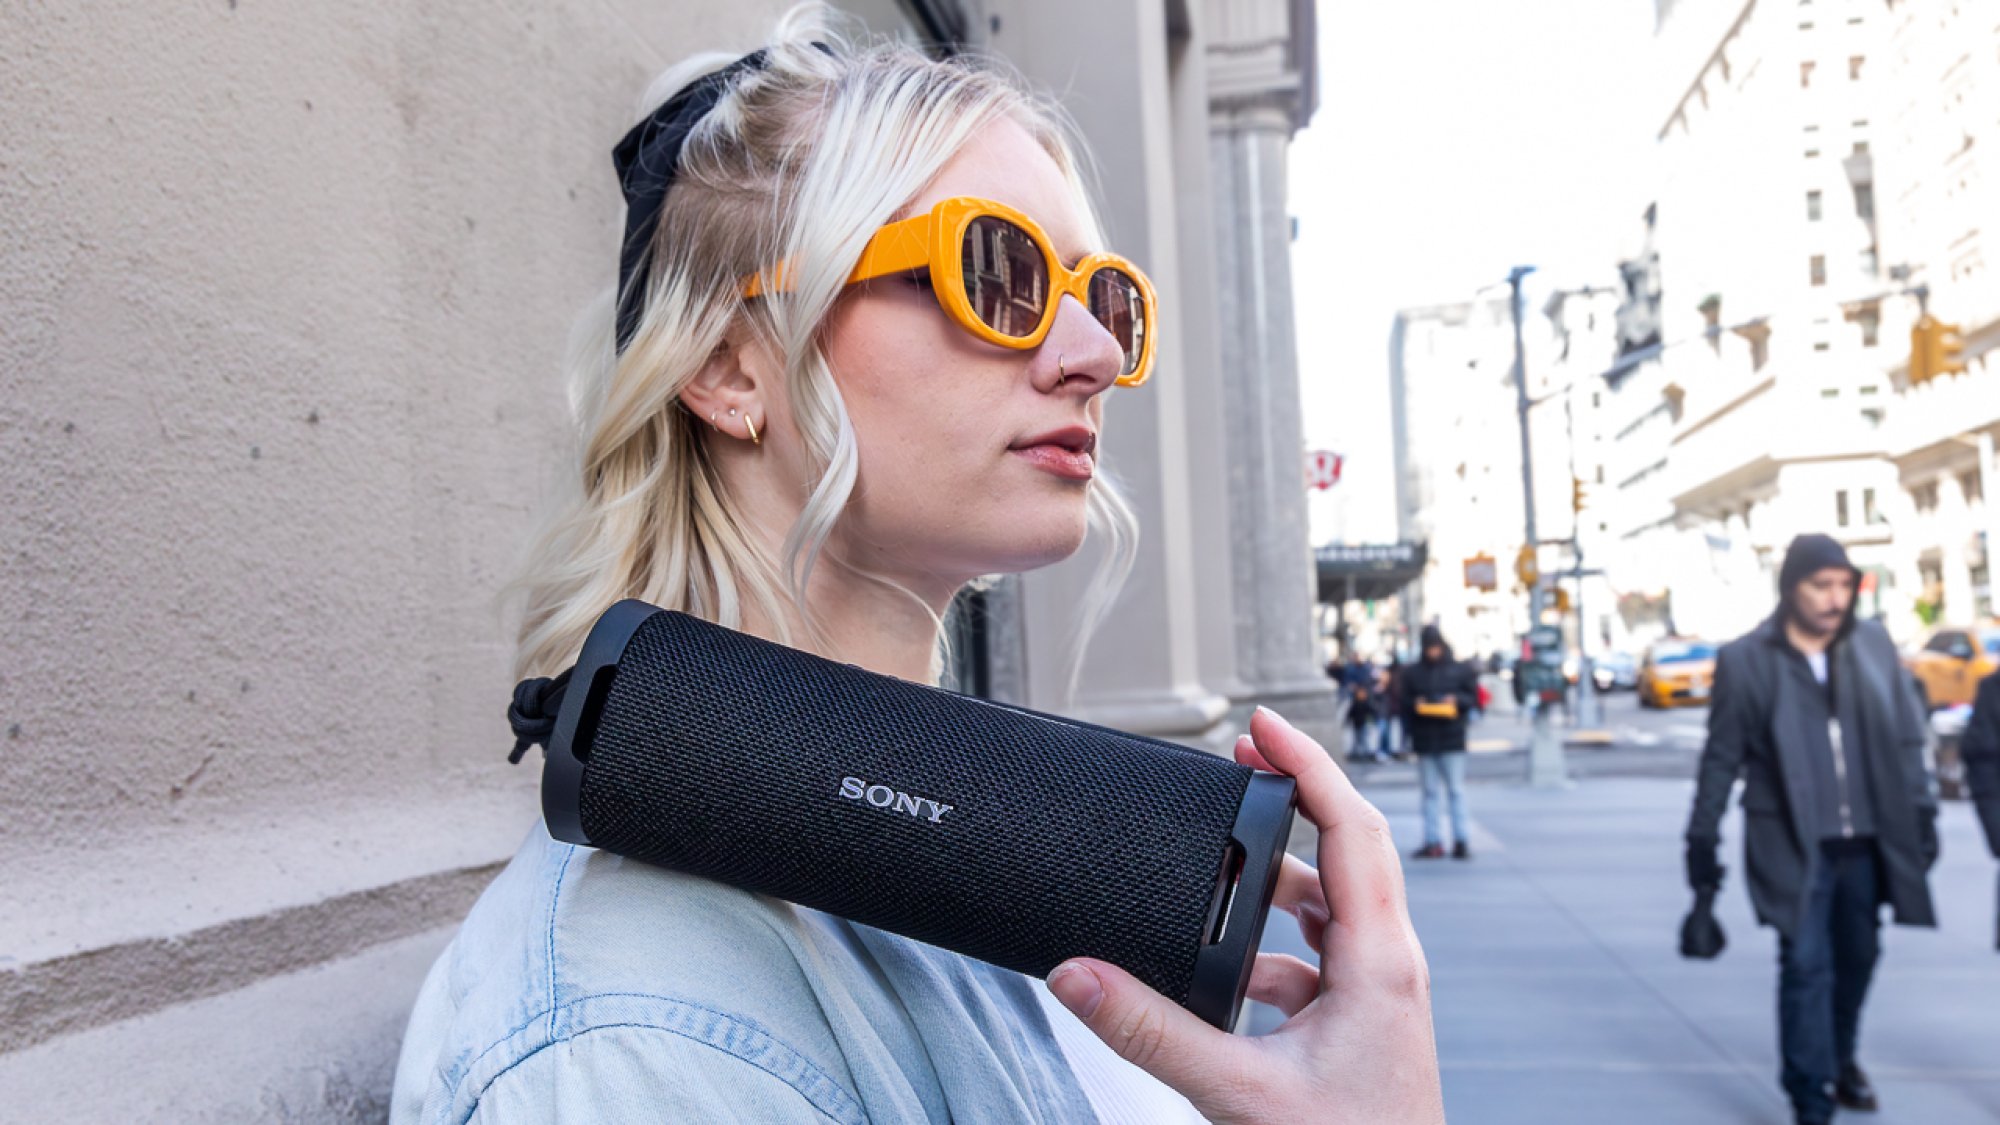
[1507,266,1567,787]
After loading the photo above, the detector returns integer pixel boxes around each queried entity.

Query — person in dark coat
[1684,534,1938,1125]
[1340,652,1382,762]
[1401,625,1480,859]
[1378,653,1406,758]
[1950,670,2000,949]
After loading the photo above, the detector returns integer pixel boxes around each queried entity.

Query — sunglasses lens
[1087,268,1148,377]
[961,215,1049,339]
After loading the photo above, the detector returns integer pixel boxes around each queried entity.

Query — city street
[1338,679,1712,787]
[1249,694,2000,1123]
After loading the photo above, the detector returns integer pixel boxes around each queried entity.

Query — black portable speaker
[535,599,1297,1031]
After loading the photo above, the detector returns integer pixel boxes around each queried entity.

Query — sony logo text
[839,776,953,824]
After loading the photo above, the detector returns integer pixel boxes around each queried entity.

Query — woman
[390,10,1441,1122]
[1401,625,1479,860]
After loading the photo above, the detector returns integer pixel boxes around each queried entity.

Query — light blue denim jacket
[389,822,1101,1123]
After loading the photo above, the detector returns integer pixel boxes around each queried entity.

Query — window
[1801,60,1816,88]
[1925,630,1973,659]
[1807,190,1823,220]
[1806,148,1822,158]
[1854,183,1875,219]
[1822,386,1841,397]
[1857,306,1881,346]
[1859,247,1879,277]
[1849,55,1865,80]
[1852,139,1870,155]
[1962,468,1985,504]
[1864,487,1886,525]
[1810,254,1827,285]
[1814,341,1833,351]
[1836,490,1851,526]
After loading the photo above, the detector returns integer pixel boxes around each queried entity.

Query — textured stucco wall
[0,0,790,1114]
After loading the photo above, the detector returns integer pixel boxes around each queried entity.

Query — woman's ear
[679,321,775,444]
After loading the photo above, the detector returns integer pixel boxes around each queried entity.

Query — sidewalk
[1252,777,2000,1123]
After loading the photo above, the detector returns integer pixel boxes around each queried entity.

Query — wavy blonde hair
[501,4,1139,694]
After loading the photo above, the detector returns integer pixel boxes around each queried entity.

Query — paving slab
[1250,775,2000,1124]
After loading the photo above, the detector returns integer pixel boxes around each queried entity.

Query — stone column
[1203,0,1341,741]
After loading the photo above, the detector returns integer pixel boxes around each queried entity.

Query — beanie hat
[1778,533,1859,597]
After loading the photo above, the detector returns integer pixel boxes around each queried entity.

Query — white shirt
[1806,649,1828,685]
[1033,979,1211,1124]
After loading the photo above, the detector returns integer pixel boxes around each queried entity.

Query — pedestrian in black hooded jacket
[1947,669,2000,949]
[1683,533,1938,1125]
[1402,625,1480,859]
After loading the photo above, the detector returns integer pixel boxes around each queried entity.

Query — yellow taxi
[1905,625,2000,710]
[1638,638,1719,709]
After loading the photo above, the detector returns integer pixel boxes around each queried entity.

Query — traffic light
[1571,477,1589,514]
[1553,586,1572,614]
[1910,315,1969,385]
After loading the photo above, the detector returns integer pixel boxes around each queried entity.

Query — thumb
[1046,958,1243,1098]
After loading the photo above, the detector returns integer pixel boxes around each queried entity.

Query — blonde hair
[502,4,1138,695]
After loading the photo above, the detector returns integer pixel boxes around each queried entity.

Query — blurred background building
[0,0,1325,1118]
[1382,0,1997,670]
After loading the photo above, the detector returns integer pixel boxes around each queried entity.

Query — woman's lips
[1011,443,1095,481]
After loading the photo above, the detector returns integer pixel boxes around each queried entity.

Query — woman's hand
[1046,706,1444,1124]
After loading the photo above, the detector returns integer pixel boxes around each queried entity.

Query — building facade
[0,1,1325,1117]
[1875,0,2000,632]
[1646,0,1905,641]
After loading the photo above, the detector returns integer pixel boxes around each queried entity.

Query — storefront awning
[1316,541,1427,604]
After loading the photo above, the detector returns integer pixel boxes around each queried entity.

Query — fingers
[1245,952,1321,1019]
[1248,707,1411,946]
[1046,958,1247,1101]
[1272,854,1330,955]
[1232,733,1275,773]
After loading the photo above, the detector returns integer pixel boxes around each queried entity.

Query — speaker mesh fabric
[574,611,1251,1005]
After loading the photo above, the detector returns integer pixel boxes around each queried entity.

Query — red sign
[1306,450,1344,491]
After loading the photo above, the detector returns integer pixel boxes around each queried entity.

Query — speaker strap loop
[507,667,574,765]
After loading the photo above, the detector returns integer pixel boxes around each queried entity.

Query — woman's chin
[975,517,1090,575]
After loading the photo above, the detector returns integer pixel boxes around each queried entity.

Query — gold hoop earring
[1057,355,1067,386]
[745,416,761,445]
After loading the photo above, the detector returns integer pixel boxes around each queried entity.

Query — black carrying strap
[507,667,573,764]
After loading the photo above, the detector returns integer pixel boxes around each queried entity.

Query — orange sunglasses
[743,196,1157,387]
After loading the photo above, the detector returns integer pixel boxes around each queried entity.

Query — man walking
[1947,666,2000,949]
[1684,534,1939,1125]
[1404,625,1479,859]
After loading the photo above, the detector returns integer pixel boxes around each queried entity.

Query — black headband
[611,49,771,352]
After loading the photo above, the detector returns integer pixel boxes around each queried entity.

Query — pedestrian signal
[1571,477,1589,514]
[1554,587,1572,614]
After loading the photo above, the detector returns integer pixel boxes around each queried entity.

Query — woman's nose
[1030,294,1124,397]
